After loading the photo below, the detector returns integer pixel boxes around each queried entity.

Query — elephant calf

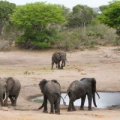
[0,77,21,106]
[38,79,61,114]
[51,51,67,69]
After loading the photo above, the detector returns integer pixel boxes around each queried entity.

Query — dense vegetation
[0,0,119,51]
[97,1,120,45]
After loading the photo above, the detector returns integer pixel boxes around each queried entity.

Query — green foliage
[10,2,65,49]
[57,29,87,50]
[97,1,120,36]
[87,22,117,45]
[67,5,94,27]
[0,0,16,22]
[99,5,108,12]
[89,40,97,48]
[0,0,16,34]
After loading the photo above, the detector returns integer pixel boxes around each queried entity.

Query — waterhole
[32,92,120,108]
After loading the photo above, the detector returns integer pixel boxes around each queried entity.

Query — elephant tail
[60,95,66,106]
[56,93,66,106]
[91,78,97,107]
[96,91,100,99]
[64,93,68,99]
[38,100,44,110]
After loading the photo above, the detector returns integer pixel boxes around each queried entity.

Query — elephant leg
[58,62,61,69]
[55,98,60,114]
[11,95,18,106]
[51,62,54,69]
[50,103,54,114]
[56,64,58,68]
[68,100,73,111]
[72,102,76,111]
[43,97,48,113]
[80,95,86,110]
[54,101,57,112]
[60,64,63,69]
[87,93,92,111]
[1,100,4,106]
[9,96,14,105]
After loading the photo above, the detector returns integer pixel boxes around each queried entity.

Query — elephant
[38,79,61,114]
[0,77,21,106]
[66,78,100,111]
[51,51,67,69]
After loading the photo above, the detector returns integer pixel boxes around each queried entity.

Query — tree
[67,5,94,27]
[99,5,108,12]
[97,1,120,37]
[0,0,16,35]
[10,2,65,49]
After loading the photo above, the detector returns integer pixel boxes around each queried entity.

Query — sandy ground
[0,46,120,120]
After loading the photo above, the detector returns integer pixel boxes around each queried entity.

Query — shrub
[57,22,117,51]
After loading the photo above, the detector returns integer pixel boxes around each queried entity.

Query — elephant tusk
[3,92,6,102]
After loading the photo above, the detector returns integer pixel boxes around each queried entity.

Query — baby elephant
[0,77,21,106]
[51,51,67,69]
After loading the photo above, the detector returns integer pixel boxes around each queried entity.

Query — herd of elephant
[0,51,100,115]
[38,78,100,114]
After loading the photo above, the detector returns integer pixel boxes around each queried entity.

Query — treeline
[0,0,120,51]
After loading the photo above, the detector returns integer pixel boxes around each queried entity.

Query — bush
[57,22,118,51]
[57,29,86,51]
[87,22,117,45]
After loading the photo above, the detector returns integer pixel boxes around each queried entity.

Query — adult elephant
[66,78,100,111]
[0,77,21,106]
[51,51,67,69]
[38,79,61,114]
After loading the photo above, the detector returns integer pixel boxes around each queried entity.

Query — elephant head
[0,77,15,106]
[39,79,48,94]
[59,52,66,69]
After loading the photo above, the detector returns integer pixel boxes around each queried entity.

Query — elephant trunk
[0,93,4,106]
[93,92,97,107]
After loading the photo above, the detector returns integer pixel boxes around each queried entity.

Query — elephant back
[67,80,80,92]
[45,81,61,95]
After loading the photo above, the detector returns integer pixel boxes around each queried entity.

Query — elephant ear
[51,79,60,86]
[39,79,47,93]
[6,77,15,92]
